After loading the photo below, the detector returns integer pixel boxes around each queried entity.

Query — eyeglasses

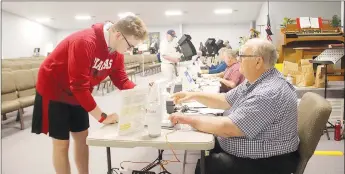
[120,32,134,50]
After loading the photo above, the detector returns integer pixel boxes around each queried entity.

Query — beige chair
[9,63,22,71]
[21,63,32,70]
[126,69,136,81]
[30,68,39,86]
[296,92,332,174]
[1,72,24,129]
[2,68,12,72]
[12,70,36,109]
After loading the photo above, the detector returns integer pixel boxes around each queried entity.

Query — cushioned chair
[126,69,136,82]
[30,68,39,86]
[1,72,24,129]
[2,68,12,72]
[296,92,332,174]
[12,70,36,108]
[9,63,22,70]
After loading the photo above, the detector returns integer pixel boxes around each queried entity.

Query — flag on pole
[265,14,273,41]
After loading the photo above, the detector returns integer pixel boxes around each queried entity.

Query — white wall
[147,25,180,43]
[56,29,79,45]
[256,1,341,44]
[183,23,250,50]
[57,23,249,51]
[2,11,57,58]
[56,25,181,47]
[341,1,345,31]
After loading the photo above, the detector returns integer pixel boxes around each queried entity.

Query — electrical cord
[118,129,180,173]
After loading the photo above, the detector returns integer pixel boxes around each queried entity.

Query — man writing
[32,16,148,174]
[170,38,300,174]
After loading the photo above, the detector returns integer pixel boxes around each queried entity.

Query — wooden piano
[278,18,344,81]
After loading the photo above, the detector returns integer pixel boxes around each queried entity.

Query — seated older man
[210,48,244,93]
[200,48,228,75]
[170,38,300,174]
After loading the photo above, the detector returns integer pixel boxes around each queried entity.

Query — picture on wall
[148,32,160,54]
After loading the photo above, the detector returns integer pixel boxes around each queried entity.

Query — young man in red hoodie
[31,16,148,174]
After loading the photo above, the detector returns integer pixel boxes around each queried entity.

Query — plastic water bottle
[146,83,162,138]
[146,102,162,138]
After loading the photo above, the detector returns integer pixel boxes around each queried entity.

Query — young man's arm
[109,54,136,90]
[68,39,115,123]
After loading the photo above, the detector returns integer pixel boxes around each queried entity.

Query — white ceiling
[2,2,263,30]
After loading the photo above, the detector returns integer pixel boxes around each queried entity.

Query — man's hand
[169,113,194,126]
[171,92,195,104]
[219,78,226,84]
[102,113,118,124]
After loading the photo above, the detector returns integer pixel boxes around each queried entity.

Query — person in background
[200,47,227,74]
[160,29,181,81]
[223,40,232,49]
[216,48,245,93]
[170,38,300,174]
[32,16,148,174]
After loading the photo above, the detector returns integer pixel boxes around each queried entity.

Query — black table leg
[107,147,112,174]
[200,150,206,174]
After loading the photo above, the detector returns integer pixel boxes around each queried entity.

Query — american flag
[266,14,273,41]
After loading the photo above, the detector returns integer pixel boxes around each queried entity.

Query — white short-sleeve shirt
[160,38,181,63]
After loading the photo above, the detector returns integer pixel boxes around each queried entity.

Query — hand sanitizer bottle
[146,83,162,138]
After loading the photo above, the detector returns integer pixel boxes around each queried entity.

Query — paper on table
[184,102,207,108]
[117,87,148,136]
[198,108,224,115]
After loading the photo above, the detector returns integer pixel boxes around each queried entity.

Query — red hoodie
[36,23,135,133]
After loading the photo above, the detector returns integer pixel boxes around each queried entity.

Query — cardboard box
[283,60,316,87]
[295,59,315,87]
[283,61,300,77]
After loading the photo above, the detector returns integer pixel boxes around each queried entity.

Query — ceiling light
[75,15,92,20]
[36,18,52,23]
[165,10,183,16]
[214,9,233,15]
[118,12,136,19]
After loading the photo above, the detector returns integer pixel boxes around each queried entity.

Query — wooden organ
[278,18,344,81]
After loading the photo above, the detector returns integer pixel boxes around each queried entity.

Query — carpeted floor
[1,73,344,174]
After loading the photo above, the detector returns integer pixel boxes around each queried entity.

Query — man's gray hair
[218,47,228,56]
[223,48,238,59]
[240,38,278,67]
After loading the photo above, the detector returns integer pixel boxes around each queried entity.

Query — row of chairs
[124,54,161,76]
[1,54,162,129]
[2,69,38,129]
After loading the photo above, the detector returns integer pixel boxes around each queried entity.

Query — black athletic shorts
[31,92,89,140]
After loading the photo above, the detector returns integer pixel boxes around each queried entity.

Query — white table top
[87,76,219,151]
[87,124,215,151]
